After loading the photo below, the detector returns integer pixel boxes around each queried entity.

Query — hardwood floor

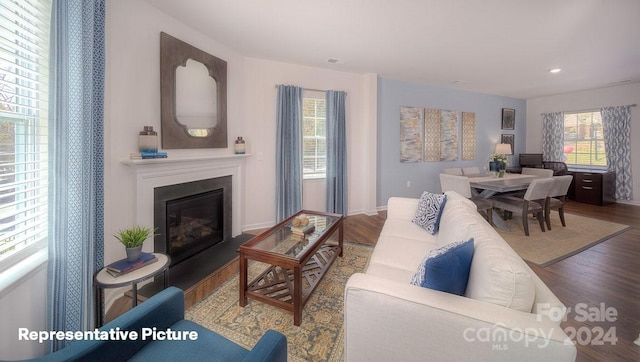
[532,200,640,361]
[105,201,639,361]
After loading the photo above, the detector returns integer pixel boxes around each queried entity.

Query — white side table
[94,253,170,326]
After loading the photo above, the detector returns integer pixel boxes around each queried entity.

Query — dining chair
[492,178,555,236]
[544,175,574,230]
[462,167,481,176]
[521,167,554,178]
[439,173,493,225]
[443,168,463,175]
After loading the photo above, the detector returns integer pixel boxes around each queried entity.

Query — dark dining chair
[544,175,574,230]
[492,178,555,236]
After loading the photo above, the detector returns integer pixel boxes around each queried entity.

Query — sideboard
[568,170,616,205]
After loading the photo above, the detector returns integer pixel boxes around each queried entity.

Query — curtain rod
[541,103,636,116]
[274,85,327,92]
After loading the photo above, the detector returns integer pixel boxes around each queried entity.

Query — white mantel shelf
[121,153,251,167]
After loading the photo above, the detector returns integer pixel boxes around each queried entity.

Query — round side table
[94,253,170,326]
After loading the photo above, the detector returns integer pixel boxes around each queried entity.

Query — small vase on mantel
[234,137,246,154]
[138,126,158,153]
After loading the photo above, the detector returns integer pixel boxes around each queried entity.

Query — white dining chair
[492,178,555,236]
[462,167,481,176]
[521,167,554,178]
[443,168,463,175]
[544,175,574,230]
[439,173,493,225]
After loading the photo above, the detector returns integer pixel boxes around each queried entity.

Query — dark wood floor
[106,201,639,361]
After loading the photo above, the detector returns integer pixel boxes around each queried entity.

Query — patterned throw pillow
[410,238,475,295]
[412,191,447,235]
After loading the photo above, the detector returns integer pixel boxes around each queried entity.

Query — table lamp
[495,143,512,155]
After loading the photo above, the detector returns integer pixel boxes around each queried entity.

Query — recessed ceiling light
[549,68,562,74]
[452,80,468,85]
[327,58,343,64]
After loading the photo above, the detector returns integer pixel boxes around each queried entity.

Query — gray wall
[377,77,526,207]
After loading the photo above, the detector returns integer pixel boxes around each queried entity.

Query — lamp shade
[495,143,512,155]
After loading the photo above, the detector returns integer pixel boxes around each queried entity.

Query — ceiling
[145,0,640,99]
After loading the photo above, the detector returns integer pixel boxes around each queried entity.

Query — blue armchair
[31,287,287,361]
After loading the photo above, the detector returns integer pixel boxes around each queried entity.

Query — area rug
[186,242,373,362]
[496,213,630,267]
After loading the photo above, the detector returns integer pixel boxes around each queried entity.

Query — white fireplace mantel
[122,154,249,240]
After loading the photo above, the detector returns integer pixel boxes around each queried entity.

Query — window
[0,0,51,273]
[302,95,326,179]
[563,111,607,169]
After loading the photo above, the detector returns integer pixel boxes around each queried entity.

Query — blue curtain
[542,112,564,161]
[601,106,633,200]
[47,0,105,352]
[275,85,303,221]
[326,90,348,215]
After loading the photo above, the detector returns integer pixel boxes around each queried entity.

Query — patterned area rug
[496,212,630,267]
[186,242,373,362]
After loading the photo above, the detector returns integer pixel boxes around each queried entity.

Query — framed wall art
[501,134,515,154]
[501,108,515,130]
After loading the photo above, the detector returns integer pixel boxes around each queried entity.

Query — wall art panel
[399,106,424,162]
[461,111,476,160]
[423,108,441,161]
[440,110,459,161]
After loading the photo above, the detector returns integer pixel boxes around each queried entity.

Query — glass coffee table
[238,210,343,326]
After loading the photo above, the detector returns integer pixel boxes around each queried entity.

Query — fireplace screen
[166,189,224,264]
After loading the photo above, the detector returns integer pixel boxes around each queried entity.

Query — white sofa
[344,191,577,361]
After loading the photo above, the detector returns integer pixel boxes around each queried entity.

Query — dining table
[467,173,540,231]
[468,173,538,198]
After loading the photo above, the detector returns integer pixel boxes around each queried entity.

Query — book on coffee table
[291,223,315,236]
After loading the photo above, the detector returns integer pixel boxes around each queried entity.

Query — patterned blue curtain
[601,106,633,200]
[542,112,564,161]
[326,90,348,215]
[47,0,105,352]
[276,85,303,221]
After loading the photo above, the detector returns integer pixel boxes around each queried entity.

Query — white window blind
[302,94,326,179]
[0,0,51,272]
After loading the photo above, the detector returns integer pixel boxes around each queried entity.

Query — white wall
[240,57,378,230]
[0,264,47,360]
[526,82,640,205]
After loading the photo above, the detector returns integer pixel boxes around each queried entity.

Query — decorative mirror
[160,32,227,148]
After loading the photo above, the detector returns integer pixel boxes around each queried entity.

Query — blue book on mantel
[106,252,156,274]
[130,152,168,159]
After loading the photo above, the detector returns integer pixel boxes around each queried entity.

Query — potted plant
[115,226,156,262]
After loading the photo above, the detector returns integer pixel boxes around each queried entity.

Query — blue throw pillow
[410,238,475,295]
[412,191,447,235]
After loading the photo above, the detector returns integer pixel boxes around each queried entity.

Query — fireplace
[154,176,232,267]
[124,154,251,301]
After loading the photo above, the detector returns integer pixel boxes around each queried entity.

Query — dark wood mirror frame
[160,32,227,149]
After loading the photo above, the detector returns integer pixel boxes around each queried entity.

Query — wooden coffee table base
[241,244,340,326]
[238,210,344,326]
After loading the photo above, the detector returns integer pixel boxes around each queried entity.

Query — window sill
[0,248,48,296]
[303,175,326,181]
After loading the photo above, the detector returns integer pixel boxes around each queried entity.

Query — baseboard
[616,199,640,206]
